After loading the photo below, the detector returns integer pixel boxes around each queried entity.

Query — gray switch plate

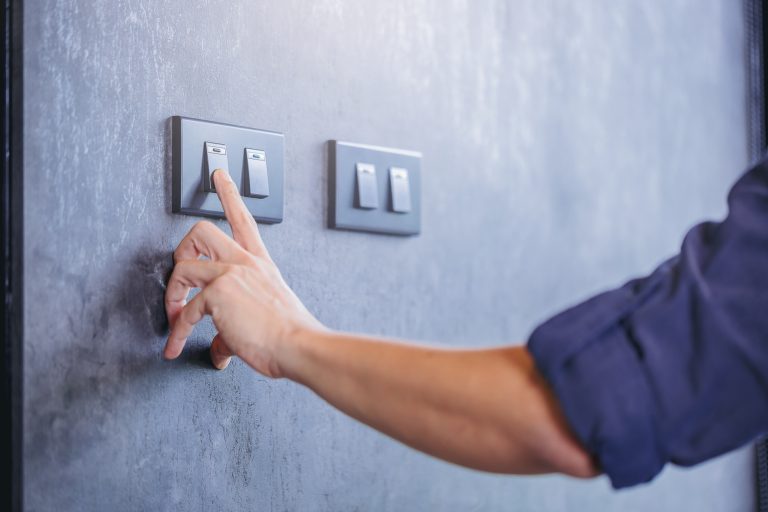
[329,141,421,235]
[172,116,284,223]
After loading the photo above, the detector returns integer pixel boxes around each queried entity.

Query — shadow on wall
[24,245,220,467]
[127,246,172,337]
[120,245,217,370]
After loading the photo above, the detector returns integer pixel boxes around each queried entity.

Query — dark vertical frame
[1,0,23,510]
[747,0,766,160]
[747,1,768,511]
[763,0,768,153]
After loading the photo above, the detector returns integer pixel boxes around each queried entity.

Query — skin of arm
[163,170,599,479]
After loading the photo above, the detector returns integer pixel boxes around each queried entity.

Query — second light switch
[328,140,420,235]
[389,167,411,213]
[244,148,270,198]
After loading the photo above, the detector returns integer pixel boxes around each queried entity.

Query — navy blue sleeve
[528,157,768,489]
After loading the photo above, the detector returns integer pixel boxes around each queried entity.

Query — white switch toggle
[389,167,411,213]
[204,141,228,192]
[356,162,379,209]
[244,148,269,198]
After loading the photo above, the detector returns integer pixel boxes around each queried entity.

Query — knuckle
[172,245,185,263]
[254,256,277,275]
[218,263,241,279]
[255,258,271,274]
[167,265,183,285]
[174,259,193,271]
[220,271,241,285]
[192,220,214,235]
[172,260,194,280]
[209,273,233,295]
[228,264,249,278]
[177,303,193,322]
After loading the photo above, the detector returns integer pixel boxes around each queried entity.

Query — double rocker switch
[355,162,411,213]
[204,141,269,198]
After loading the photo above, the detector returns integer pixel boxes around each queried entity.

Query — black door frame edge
[2,0,24,510]
[747,0,768,511]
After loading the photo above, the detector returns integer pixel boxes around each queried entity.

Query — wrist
[274,322,331,382]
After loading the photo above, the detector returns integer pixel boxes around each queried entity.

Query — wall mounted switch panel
[172,116,284,223]
[329,141,421,235]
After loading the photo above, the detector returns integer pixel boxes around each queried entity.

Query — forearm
[277,328,598,478]
[164,172,597,479]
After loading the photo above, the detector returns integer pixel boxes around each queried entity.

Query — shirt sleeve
[528,157,768,489]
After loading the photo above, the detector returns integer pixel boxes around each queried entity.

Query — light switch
[204,141,228,192]
[244,148,269,198]
[356,162,379,209]
[329,141,421,235]
[389,167,411,213]
[172,117,284,223]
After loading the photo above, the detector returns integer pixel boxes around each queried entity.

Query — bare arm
[283,330,597,477]
[164,170,598,479]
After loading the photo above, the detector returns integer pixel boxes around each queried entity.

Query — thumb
[210,333,234,370]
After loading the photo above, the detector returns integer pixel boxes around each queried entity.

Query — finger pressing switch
[244,148,270,198]
[204,141,228,192]
[355,162,379,209]
[173,117,284,224]
[389,167,411,213]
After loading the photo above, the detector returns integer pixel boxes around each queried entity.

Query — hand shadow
[117,244,219,370]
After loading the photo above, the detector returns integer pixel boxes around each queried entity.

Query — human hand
[163,170,324,375]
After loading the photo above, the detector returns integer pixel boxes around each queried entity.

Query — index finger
[212,170,270,258]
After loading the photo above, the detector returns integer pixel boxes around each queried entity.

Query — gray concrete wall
[23,0,752,510]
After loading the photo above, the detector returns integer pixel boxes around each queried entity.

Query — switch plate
[171,116,284,223]
[329,141,421,235]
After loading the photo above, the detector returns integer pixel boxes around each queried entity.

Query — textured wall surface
[23,1,752,510]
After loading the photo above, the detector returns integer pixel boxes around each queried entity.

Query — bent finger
[164,260,231,328]
[173,219,247,264]
[164,291,208,360]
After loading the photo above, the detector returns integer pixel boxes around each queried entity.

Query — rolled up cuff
[529,319,666,488]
